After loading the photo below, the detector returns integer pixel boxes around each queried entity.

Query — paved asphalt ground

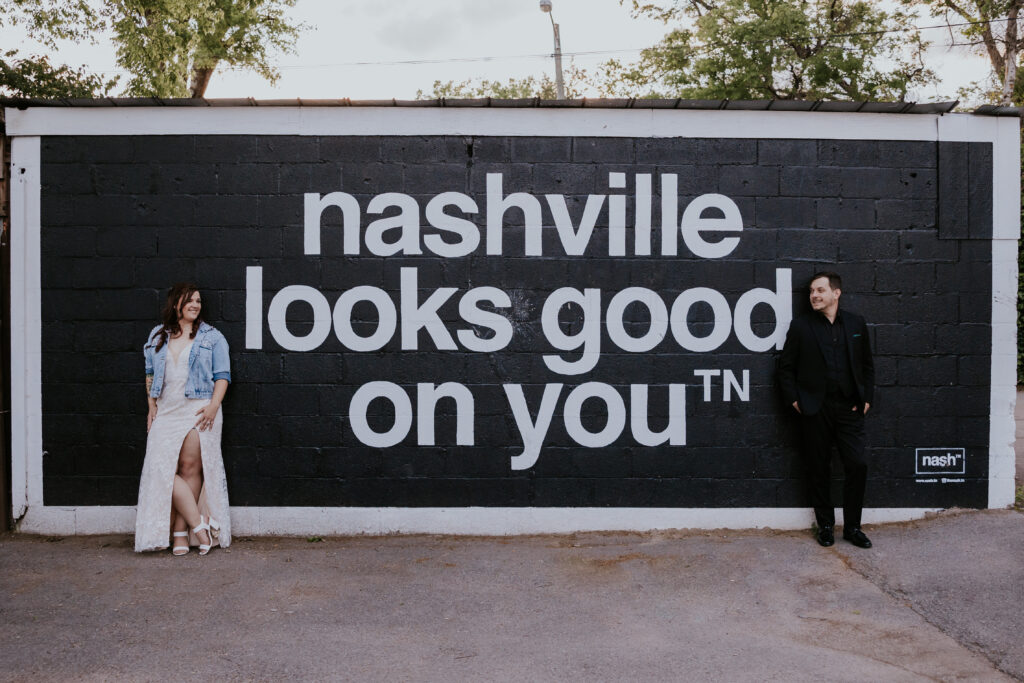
[2,403,1023,681]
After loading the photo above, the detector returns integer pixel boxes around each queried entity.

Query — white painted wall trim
[988,116,1020,509]
[18,505,943,536]
[990,118,1022,241]
[0,106,1003,142]
[8,137,43,521]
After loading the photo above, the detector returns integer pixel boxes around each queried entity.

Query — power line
[22,15,1016,75]
[275,47,648,70]
[225,16,1017,71]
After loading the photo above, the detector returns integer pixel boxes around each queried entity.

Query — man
[778,272,874,549]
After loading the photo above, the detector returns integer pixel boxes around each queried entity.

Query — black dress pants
[799,394,867,529]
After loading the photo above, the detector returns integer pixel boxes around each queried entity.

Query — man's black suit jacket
[777,309,874,417]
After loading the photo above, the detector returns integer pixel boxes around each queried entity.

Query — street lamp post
[539,0,565,100]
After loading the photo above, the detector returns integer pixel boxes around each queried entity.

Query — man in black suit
[778,271,874,549]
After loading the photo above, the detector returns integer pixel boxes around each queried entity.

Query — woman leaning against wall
[134,283,232,555]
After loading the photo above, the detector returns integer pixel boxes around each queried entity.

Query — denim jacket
[145,322,231,399]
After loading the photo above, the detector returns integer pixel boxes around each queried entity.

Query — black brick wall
[38,134,992,509]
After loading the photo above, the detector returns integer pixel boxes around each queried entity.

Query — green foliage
[0,0,112,97]
[955,77,1004,109]
[109,0,302,98]
[418,76,558,100]
[959,74,1024,108]
[905,0,1024,105]
[0,0,301,99]
[416,66,588,100]
[599,0,936,100]
[0,50,117,97]
[1,0,105,46]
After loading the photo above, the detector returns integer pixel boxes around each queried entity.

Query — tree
[416,66,589,100]
[0,50,117,97]
[0,0,116,97]
[594,0,936,100]
[1,0,302,99]
[3,0,105,44]
[109,0,302,98]
[907,0,1024,105]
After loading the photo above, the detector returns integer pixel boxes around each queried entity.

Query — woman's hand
[147,404,158,432]
[194,402,219,431]
[195,380,229,432]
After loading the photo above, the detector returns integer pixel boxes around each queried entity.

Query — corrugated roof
[0,96,996,115]
[973,104,1024,116]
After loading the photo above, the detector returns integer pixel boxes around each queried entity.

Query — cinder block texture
[39,135,991,509]
[938,141,993,240]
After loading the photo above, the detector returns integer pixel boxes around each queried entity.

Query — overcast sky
[2,0,992,103]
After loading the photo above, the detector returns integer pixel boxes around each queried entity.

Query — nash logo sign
[915,448,966,475]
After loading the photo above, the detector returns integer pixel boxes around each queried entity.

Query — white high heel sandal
[172,531,190,556]
[193,516,214,556]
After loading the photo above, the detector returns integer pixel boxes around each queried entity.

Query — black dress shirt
[811,311,856,398]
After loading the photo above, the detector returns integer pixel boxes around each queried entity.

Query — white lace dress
[134,341,232,552]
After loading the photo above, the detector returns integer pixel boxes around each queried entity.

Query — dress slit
[178,426,219,547]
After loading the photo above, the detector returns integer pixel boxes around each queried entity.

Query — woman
[135,283,232,555]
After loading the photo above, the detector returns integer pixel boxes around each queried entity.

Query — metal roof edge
[0,97,985,115]
[974,104,1024,116]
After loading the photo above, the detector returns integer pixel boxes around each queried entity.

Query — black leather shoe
[843,528,872,548]
[816,525,834,547]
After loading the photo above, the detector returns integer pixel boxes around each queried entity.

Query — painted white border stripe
[988,116,1019,508]
[1,107,1000,142]
[991,117,1023,240]
[9,137,43,520]
[19,506,943,536]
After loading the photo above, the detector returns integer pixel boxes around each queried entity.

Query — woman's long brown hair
[154,282,204,352]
